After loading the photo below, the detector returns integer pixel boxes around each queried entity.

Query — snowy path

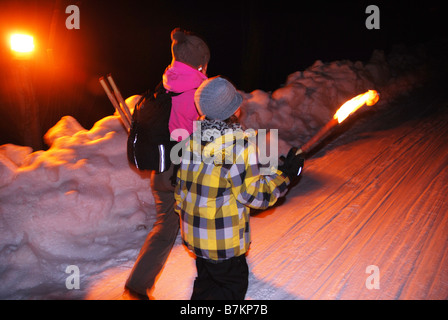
[86,83,448,300]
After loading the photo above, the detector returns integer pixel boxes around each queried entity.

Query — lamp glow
[10,34,35,53]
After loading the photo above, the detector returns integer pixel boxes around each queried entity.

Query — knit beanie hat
[171,28,210,70]
[194,76,243,121]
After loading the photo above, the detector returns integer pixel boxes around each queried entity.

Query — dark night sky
[0,0,445,147]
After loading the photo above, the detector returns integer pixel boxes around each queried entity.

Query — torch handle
[296,118,339,155]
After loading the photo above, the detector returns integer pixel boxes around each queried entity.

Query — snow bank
[0,45,427,299]
[0,104,154,299]
[239,47,427,155]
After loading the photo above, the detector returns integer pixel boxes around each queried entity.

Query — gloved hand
[278,147,304,181]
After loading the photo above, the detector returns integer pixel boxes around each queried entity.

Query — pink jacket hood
[163,61,207,93]
[163,61,207,138]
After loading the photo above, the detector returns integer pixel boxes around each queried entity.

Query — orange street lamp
[10,33,35,60]
[9,32,42,150]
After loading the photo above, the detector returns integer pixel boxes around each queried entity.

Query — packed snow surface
[1,44,447,299]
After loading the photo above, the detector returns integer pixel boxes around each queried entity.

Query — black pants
[191,255,249,300]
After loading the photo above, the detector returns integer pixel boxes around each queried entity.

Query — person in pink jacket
[164,60,208,139]
[124,28,209,299]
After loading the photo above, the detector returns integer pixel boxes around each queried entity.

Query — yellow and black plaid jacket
[174,120,289,261]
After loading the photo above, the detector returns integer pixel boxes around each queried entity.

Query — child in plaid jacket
[174,76,303,300]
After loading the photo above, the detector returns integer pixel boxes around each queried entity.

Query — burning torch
[295,90,380,155]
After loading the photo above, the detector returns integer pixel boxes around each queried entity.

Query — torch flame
[333,90,379,123]
[295,89,380,155]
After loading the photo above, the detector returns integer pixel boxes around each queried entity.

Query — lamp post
[10,33,42,150]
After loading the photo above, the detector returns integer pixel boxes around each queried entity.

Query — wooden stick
[106,74,132,125]
[99,76,130,131]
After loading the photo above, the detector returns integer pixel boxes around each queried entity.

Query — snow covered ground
[1,42,447,299]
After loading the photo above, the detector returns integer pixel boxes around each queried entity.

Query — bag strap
[155,81,184,97]
[168,91,183,97]
[136,81,186,108]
